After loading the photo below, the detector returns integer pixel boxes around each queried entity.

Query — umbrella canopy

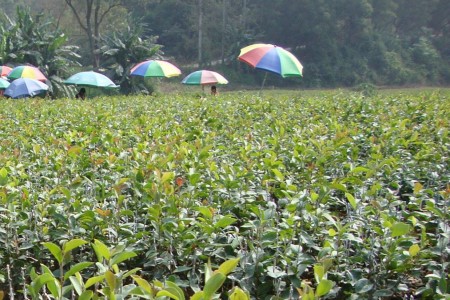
[64,71,118,88]
[0,66,12,77]
[238,43,303,78]
[0,78,10,89]
[4,78,48,99]
[7,66,47,82]
[130,60,181,78]
[181,70,228,85]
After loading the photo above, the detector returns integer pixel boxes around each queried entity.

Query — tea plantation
[0,89,448,299]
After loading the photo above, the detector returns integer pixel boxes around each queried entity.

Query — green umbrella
[0,78,10,89]
[64,71,118,88]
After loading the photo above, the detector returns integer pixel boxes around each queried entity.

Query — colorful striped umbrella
[0,66,12,77]
[4,78,48,99]
[130,60,181,78]
[238,43,303,78]
[181,70,228,85]
[7,66,47,82]
[0,78,10,89]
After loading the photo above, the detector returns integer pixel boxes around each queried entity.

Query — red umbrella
[0,66,12,77]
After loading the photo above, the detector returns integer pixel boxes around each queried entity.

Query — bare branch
[64,0,88,33]
[99,2,122,26]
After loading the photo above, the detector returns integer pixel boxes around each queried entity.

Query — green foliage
[0,89,448,299]
[0,7,80,75]
[0,6,80,98]
[100,17,162,95]
[353,83,377,97]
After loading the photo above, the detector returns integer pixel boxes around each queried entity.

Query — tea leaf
[355,278,373,293]
[203,272,226,299]
[272,169,284,181]
[32,273,55,296]
[132,275,154,294]
[314,265,325,282]
[45,277,61,299]
[214,216,237,229]
[162,172,175,183]
[345,192,357,209]
[316,279,333,297]
[110,251,137,266]
[85,275,105,289]
[229,287,249,300]
[79,291,93,300]
[217,257,240,276]
[164,281,185,300]
[105,270,116,290]
[189,173,201,185]
[190,291,204,300]
[67,145,83,157]
[63,239,88,253]
[409,244,420,257]
[391,222,410,237]
[197,206,213,219]
[414,182,423,194]
[69,275,83,296]
[42,242,63,265]
[64,262,94,281]
[93,239,111,261]
[157,290,179,300]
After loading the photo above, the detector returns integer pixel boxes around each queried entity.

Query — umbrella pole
[259,72,268,95]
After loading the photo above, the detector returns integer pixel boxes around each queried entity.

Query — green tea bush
[0,89,448,299]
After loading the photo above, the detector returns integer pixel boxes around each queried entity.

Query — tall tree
[63,0,122,68]
[198,0,203,66]
[0,7,79,77]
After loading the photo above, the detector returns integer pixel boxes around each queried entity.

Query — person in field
[211,85,218,96]
[75,87,86,99]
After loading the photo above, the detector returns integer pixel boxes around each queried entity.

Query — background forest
[0,0,449,90]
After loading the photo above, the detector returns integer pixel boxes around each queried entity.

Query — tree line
[0,0,449,90]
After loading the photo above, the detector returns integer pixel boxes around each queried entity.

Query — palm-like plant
[0,7,81,97]
[100,17,162,94]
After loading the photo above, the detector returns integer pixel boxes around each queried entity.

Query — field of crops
[0,89,448,299]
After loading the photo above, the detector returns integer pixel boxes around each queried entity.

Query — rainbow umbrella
[0,66,12,77]
[238,43,303,78]
[0,78,10,89]
[4,78,48,99]
[181,70,228,86]
[7,66,47,82]
[130,60,181,78]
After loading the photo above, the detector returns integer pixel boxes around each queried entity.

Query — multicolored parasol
[181,70,228,85]
[238,43,303,78]
[7,66,47,82]
[130,60,181,78]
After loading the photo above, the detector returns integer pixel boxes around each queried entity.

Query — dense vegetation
[0,89,448,299]
[0,0,449,88]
